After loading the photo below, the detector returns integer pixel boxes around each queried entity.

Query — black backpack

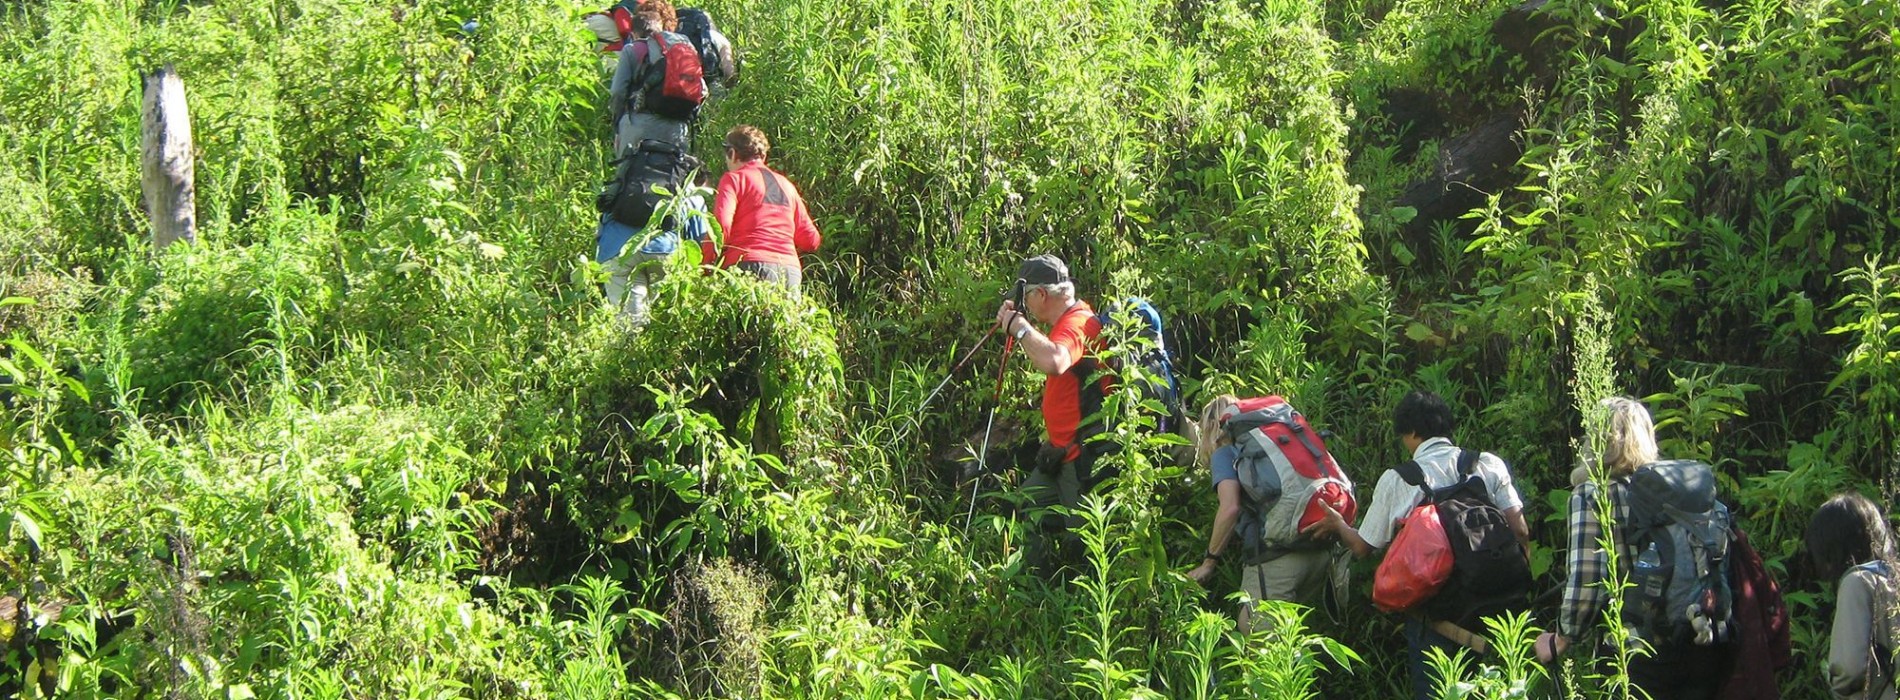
[1395,450,1532,629]
[1623,460,1735,646]
[596,140,702,230]
[675,8,729,86]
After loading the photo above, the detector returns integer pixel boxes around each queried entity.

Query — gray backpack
[1623,460,1735,646]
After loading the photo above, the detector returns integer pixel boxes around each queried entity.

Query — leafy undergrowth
[2,0,1896,697]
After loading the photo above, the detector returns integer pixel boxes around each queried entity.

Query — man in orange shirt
[994,254,1112,575]
[707,125,821,293]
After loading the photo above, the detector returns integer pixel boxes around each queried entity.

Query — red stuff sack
[1373,504,1454,613]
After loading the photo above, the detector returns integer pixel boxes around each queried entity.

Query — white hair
[1030,281,1075,298]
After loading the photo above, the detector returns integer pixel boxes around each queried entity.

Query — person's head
[1194,395,1242,467]
[1015,254,1076,323]
[724,125,769,168]
[1392,390,1454,447]
[1807,492,1894,582]
[631,0,677,36]
[1597,397,1659,477]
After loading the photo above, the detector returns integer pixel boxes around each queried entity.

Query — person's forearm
[793,202,821,252]
[1008,315,1070,375]
[1205,506,1239,559]
[1338,526,1375,559]
[1508,509,1532,554]
[608,56,631,123]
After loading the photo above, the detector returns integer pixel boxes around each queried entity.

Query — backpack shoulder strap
[635,35,664,68]
[1456,449,1481,478]
[1394,460,1428,495]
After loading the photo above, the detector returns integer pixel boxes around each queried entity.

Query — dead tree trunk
[141,66,196,249]
[1390,110,1525,271]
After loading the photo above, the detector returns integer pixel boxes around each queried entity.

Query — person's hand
[1187,560,1217,585]
[1301,502,1346,539]
[995,300,1021,330]
[1534,632,1569,664]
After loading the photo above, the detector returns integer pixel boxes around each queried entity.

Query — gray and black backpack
[1622,460,1736,646]
[597,139,701,230]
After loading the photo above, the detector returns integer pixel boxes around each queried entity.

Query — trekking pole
[915,321,1001,419]
[920,280,1026,417]
[965,325,1019,532]
[963,280,1029,529]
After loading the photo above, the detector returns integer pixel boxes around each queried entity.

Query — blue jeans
[1404,618,1461,700]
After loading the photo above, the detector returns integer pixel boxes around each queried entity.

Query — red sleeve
[1049,314,1087,360]
[792,189,821,253]
[713,171,739,237]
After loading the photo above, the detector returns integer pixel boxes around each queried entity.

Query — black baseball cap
[1017,254,1070,285]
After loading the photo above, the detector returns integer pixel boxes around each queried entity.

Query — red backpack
[632,31,706,120]
[1717,528,1793,700]
[1221,396,1357,555]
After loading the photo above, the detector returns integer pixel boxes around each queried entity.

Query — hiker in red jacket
[708,125,821,292]
[992,254,1111,577]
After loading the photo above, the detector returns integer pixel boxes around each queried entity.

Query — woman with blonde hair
[1184,394,1335,632]
[1536,397,1735,699]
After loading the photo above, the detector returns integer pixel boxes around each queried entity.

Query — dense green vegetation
[1,0,1895,696]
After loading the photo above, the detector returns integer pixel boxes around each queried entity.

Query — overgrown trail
[0,0,1894,697]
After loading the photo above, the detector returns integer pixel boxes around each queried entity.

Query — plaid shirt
[1559,477,1636,639]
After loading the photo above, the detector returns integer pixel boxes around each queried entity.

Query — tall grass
[0,0,1893,696]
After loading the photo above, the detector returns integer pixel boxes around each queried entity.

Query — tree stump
[141,65,196,249]
[1394,111,1524,248]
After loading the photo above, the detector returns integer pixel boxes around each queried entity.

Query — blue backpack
[1100,297,1184,432]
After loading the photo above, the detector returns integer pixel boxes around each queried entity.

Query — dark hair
[1807,492,1894,581]
[1392,390,1455,440]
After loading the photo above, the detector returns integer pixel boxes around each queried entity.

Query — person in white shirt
[1305,389,1529,700]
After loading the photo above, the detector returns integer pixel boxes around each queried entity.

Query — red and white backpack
[583,3,639,52]
[1221,396,1357,552]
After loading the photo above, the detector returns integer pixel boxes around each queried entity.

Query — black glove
[596,181,619,214]
[1035,442,1068,475]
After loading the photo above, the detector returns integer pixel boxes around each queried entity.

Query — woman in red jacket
[707,125,821,292]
